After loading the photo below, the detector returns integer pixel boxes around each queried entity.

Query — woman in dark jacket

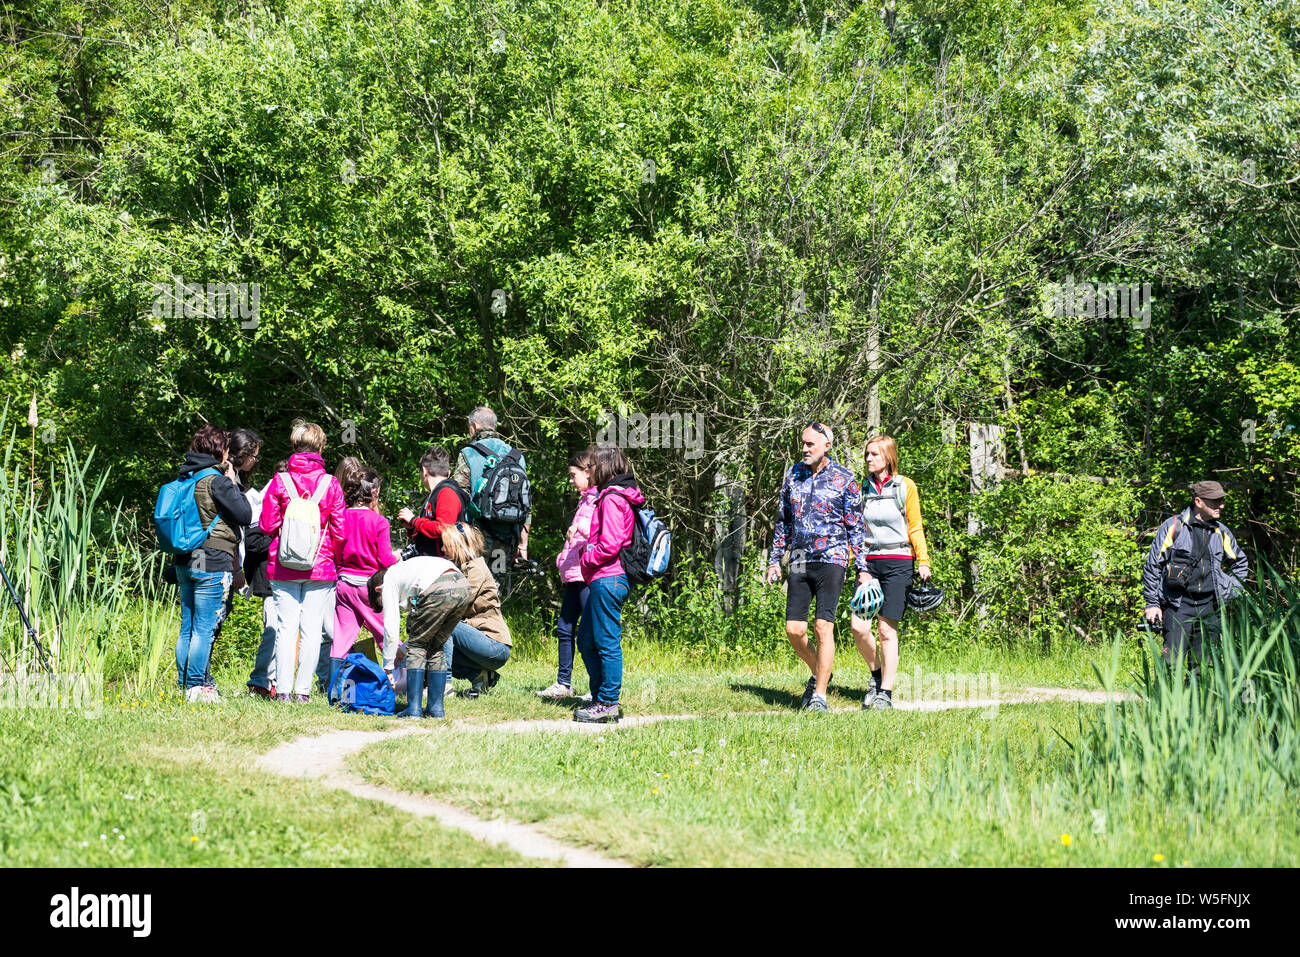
[173,424,251,702]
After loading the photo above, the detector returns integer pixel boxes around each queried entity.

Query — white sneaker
[184,686,202,703]
[198,684,221,703]
[535,682,574,699]
[577,691,593,703]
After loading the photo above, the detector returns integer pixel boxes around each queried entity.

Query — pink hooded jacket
[259,451,346,582]
[556,486,599,583]
[580,478,645,583]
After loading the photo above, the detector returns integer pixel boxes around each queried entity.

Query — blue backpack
[599,488,672,585]
[328,653,396,716]
[154,467,221,554]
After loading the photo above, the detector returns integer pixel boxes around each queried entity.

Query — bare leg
[812,618,835,696]
[877,616,900,690]
[851,613,878,669]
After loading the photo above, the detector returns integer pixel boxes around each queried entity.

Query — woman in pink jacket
[574,446,644,724]
[537,448,597,700]
[259,420,346,702]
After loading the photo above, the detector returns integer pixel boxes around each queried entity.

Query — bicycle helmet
[905,582,944,612]
[851,579,885,617]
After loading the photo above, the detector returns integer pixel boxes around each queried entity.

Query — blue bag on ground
[329,653,396,715]
[154,467,222,554]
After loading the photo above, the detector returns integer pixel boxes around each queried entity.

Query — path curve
[252,685,1131,867]
[256,727,633,868]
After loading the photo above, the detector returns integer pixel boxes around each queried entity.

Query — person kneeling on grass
[440,522,513,698]
[368,556,472,718]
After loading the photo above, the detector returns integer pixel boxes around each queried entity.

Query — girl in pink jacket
[573,446,644,724]
[330,466,399,691]
[259,421,346,702]
[537,449,598,700]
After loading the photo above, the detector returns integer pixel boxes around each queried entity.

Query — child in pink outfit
[332,468,399,663]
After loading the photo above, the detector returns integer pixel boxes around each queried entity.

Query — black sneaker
[804,693,830,713]
[861,675,880,710]
[799,672,832,709]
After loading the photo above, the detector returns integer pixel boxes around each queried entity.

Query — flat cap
[1190,480,1226,500]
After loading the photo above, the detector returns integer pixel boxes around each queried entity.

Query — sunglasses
[804,422,829,438]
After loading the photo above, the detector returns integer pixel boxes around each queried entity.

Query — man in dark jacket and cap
[1142,480,1249,664]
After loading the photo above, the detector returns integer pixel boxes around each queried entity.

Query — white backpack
[277,472,330,570]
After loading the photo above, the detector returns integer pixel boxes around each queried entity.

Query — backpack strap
[470,442,501,466]
[1219,524,1238,560]
[432,478,470,521]
[189,468,224,540]
[308,475,331,505]
[1157,515,1182,557]
[893,476,907,515]
[596,487,642,529]
[279,472,299,501]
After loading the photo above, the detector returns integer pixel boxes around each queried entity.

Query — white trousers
[271,579,336,697]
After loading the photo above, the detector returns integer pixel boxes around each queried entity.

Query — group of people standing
[167,407,645,724]
[168,410,1250,723]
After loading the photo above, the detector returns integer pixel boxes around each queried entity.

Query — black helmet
[906,583,944,612]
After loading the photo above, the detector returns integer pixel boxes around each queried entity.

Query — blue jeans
[176,568,232,691]
[575,574,628,704]
[449,622,511,681]
[555,582,589,687]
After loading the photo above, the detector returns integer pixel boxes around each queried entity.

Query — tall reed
[0,405,175,693]
[1071,563,1299,811]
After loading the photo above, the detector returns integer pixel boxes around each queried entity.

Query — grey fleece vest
[861,476,911,558]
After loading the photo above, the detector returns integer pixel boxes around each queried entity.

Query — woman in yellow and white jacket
[850,435,931,710]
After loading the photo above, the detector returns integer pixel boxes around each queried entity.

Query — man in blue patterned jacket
[767,422,869,712]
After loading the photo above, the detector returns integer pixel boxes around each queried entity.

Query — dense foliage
[2,0,1296,645]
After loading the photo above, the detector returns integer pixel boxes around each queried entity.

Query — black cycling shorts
[863,557,914,621]
[786,562,847,623]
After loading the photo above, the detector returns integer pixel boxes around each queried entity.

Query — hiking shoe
[861,675,880,710]
[247,684,273,700]
[799,672,832,709]
[574,701,622,724]
[535,682,574,699]
[804,693,830,713]
[292,694,310,704]
[275,693,292,702]
[865,693,893,711]
[457,686,482,699]
[486,670,501,690]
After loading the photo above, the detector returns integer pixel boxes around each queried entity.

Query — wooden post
[713,471,747,614]
[968,423,1005,626]
[866,284,881,435]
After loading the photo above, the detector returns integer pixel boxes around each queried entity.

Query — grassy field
[3,629,1295,868]
[0,696,537,867]
[3,576,1295,868]
[349,702,1299,867]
